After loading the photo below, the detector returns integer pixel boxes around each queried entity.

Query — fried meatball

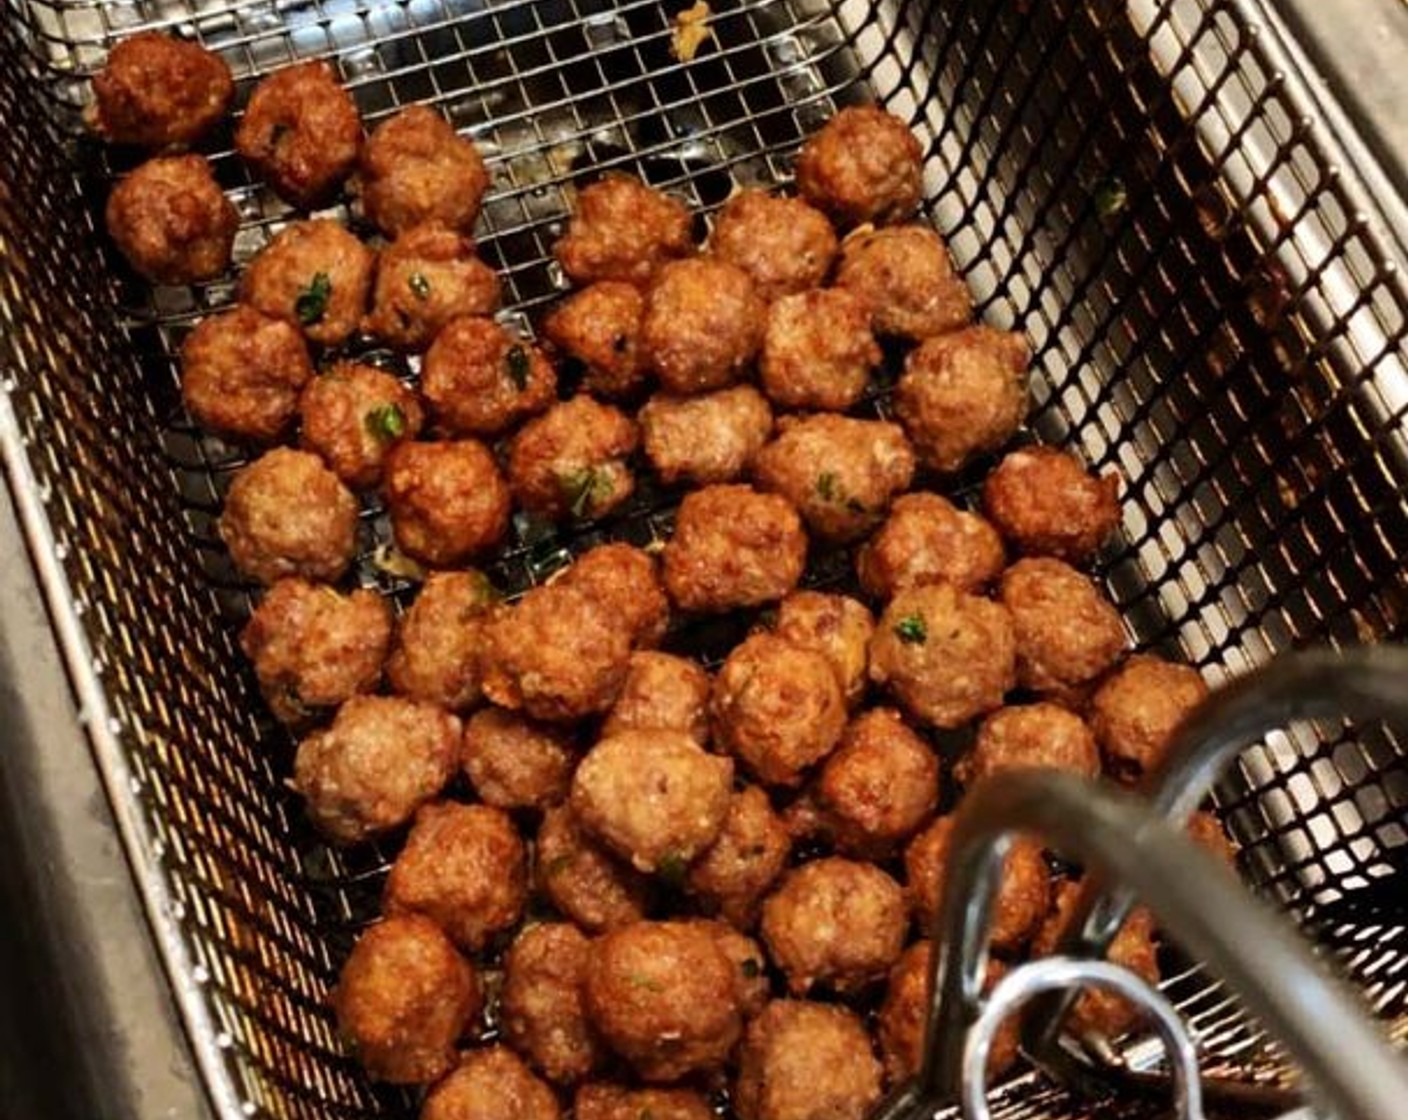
[734,1000,883,1120]
[857,492,1005,600]
[773,591,874,707]
[298,362,424,487]
[983,446,1121,563]
[383,440,511,567]
[1187,809,1238,865]
[712,632,847,788]
[241,219,375,347]
[662,485,807,613]
[384,802,527,952]
[293,695,459,844]
[575,1083,713,1120]
[688,786,791,929]
[708,190,838,301]
[364,224,501,350]
[502,922,605,1085]
[240,577,391,724]
[1033,880,1160,1038]
[535,805,650,934]
[958,703,1101,787]
[835,224,971,340]
[761,857,905,994]
[904,815,1050,952]
[1089,654,1208,780]
[641,258,766,394]
[462,709,576,811]
[507,397,638,521]
[869,583,1016,729]
[421,316,556,437]
[896,326,1030,473]
[105,155,237,284]
[481,582,631,722]
[796,106,923,227]
[1000,558,1127,695]
[360,104,489,236]
[554,174,693,286]
[557,542,670,649]
[219,447,358,585]
[422,1046,560,1120]
[759,288,879,413]
[542,281,646,399]
[571,730,733,874]
[690,919,771,1018]
[386,570,496,712]
[333,914,480,1085]
[88,32,232,150]
[180,306,313,443]
[583,920,741,1081]
[602,652,710,745]
[640,385,773,486]
[235,61,361,209]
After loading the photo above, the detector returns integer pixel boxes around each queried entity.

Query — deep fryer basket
[0,0,1404,1117]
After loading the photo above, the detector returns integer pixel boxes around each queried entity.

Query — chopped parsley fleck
[816,471,839,501]
[295,271,332,325]
[408,272,432,300]
[740,958,761,979]
[559,466,612,519]
[1094,176,1128,220]
[505,344,531,390]
[627,972,665,993]
[656,851,688,887]
[894,613,928,645]
[364,403,407,442]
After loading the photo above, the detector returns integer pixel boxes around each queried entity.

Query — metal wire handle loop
[962,957,1206,1120]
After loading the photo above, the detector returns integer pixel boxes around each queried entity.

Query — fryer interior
[0,0,1404,1117]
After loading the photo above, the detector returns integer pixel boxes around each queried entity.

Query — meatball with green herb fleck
[542,280,647,399]
[999,558,1126,696]
[421,1046,560,1120]
[383,439,511,567]
[364,223,501,350]
[387,570,496,713]
[640,384,774,486]
[422,316,556,437]
[735,1000,883,1120]
[759,288,880,413]
[557,542,670,649]
[983,445,1121,563]
[708,190,838,301]
[574,1083,714,1120]
[554,174,693,287]
[360,104,489,237]
[535,805,650,934]
[507,396,639,522]
[856,492,1006,600]
[105,154,237,284]
[641,257,766,394]
[88,31,233,150]
[298,362,423,488]
[835,224,971,340]
[688,785,792,930]
[688,919,771,1018]
[795,105,923,227]
[461,708,576,811]
[502,922,605,1086]
[241,219,375,347]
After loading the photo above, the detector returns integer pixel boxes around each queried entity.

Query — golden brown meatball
[298,362,424,488]
[105,155,237,284]
[904,815,1050,952]
[535,805,650,934]
[583,920,741,1081]
[384,801,527,952]
[983,446,1121,563]
[753,414,915,543]
[421,316,557,437]
[218,447,358,585]
[602,652,710,745]
[662,485,807,613]
[690,919,771,1018]
[360,105,489,236]
[708,190,838,301]
[383,440,511,566]
[241,219,375,347]
[869,582,1016,729]
[896,326,1030,473]
[688,786,792,930]
[734,1000,883,1120]
[88,32,232,150]
[760,857,905,994]
[773,590,874,707]
[480,582,632,722]
[1000,558,1127,695]
[364,224,501,350]
[501,922,605,1086]
[958,703,1101,787]
[386,570,496,712]
[235,61,361,209]
[421,1046,560,1120]
[571,730,733,874]
[557,542,670,649]
[712,632,847,788]
[641,258,766,394]
[835,224,971,340]
[640,385,774,486]
[180,306,313,443]
[292,695,459,845]
[554,174,693,286]
[1090,654,1208,780]
[857,492,1006,600]
[507,397,639,521]
[240,577,391,724]
[575,1083,713,1120]
[461,709,576,811]
[1186,809,1239,865]
[542,281,646,399]
[795,106,923,227]
[759,288,880,413]
[333,914,480,1085]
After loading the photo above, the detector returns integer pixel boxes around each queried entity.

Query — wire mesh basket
[0,0,1403,1116]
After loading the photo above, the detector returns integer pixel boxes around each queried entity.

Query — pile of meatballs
[89,29,1238,1120]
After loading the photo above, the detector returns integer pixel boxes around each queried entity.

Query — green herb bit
[408,272,432,300]
[656,851,688,887]
[505,343,531,391]
[559,466,612,519]
[295,271,332,325]
[627,972,665,993]
[364,403,407,443]
[740,958,761,979]
[894,613,928,645]
[816,471,839,501]
[1093,176,1128,220]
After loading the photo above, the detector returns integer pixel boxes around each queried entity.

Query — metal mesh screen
[0,0,1404,1116]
